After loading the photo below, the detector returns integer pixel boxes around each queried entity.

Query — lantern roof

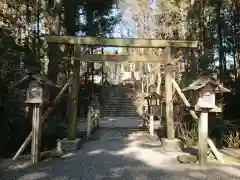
[182,74,230,93]
[144,92,164,100]
[30,74,56,87]
[14,73,57,89]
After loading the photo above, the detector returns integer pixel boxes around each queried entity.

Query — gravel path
[2,117,240,180]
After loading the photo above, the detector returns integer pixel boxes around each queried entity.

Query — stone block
[161,138,183,152]
[59,138,82,151]
[177,154,198,164]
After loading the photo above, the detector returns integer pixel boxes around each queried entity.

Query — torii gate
[12,35,198,161]
[45,35,198,143]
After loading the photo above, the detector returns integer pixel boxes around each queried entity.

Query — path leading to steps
[1,116,240,180]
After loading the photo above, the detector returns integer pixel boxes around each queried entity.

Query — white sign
[197,90,215,109]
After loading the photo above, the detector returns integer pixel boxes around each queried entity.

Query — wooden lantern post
[199,108,209,165]
[25,79,43,164]
[143,92,163,136]
[183,75,230,166]
[197,85,216,165]
[31,103,41,164]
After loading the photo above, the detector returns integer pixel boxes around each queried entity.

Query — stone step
[101,87,141,117]
[103,113,139,116]
[104,110,137,113]
[103,115,139,117]
[104,108,137,110]
[104,100,136,103]
[104,111,138,113]
[104,105,137,108]
[105,101,137,104]
[104,107,137,110]
[105,105,135,107]
[103,114,139,117]
[104,111,138,114]
[104,110,137,112]
[106,101,135,103]
[104,108,137,111]
[104,105,137,107]
[107,101,136,103]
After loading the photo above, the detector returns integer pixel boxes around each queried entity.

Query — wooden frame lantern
[144,92,164,114]
[182,74,230,165]
[182,75,230,111]
[18,74,56,164]
[26,79,43,104]
[24,74,56,105]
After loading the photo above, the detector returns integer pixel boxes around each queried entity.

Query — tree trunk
[47,0,62,84]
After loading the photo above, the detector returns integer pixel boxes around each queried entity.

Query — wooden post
[87,106,92,139]
[142,114,145,126]
[149,114,154,136]
[101,46,104,84]
[199,109,209,165]
[96,101,100,127]
[31,104,41,164]
[165,46,174,139]
[68,45,80,140]
[146,75,149,95]
[160,100,163,120]
[219,94,224,148]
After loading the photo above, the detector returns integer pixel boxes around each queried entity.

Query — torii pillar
[161,45,182,151]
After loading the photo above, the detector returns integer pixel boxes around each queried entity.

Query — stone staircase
[103,86,140,117]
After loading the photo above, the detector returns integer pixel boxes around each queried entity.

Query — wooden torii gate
[12,35,199,160]
[44,35,198,141]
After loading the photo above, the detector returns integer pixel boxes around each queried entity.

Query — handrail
[12,78,72,160]
[142,112,165,136]
[86,97,100,139]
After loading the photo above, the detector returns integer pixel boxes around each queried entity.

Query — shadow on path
[2,128,240,180]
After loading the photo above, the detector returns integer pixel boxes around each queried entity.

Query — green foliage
[223,130,240,148]
[0,27,31,157]
[79,1,120,36]
[63,0,81,35]
[0,0,119,158]
[179,121,198,146]
[42,101,66,150]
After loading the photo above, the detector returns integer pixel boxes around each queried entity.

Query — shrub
[223,130,240,148]
[179,122,198,147]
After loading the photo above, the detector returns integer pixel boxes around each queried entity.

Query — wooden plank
[44,35,198,48]
[87,107,92,139]
[63,54,164,63]
[207,139,225,163]
[172,79,199,120]
[195,105,222,112]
